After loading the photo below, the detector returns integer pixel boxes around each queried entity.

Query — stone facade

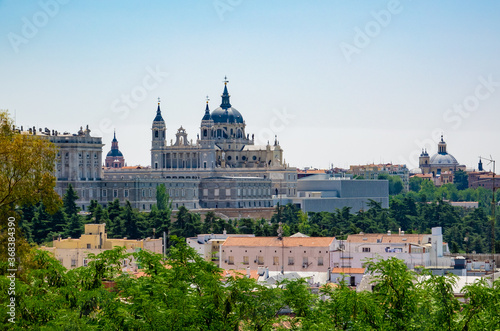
[19,79,297,211]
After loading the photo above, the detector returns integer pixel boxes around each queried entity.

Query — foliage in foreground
[1,242,500,330]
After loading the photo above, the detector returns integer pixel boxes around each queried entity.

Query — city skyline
[1,1,499,171]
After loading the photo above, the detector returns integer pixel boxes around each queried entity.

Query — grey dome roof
[430,153,458,165]
[211,107,244,124]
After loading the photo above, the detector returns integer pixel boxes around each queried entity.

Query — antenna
[479,155,497,281]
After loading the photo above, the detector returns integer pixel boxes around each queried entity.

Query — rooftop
[222,236,335,247]
[346,233,427,244]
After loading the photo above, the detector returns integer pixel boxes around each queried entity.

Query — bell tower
[199,97,216,169]
[151,98,166,168]
[419,149,430,174]
[200,96,214,144]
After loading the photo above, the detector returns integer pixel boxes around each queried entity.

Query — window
[87,244,91,249]
[318,257,324,266]
[102,189,107,197]
[288,257,294,265]
[113,189,118,198]
[243,256,249,265]
[71,259,77,267]
[362,247,371,253]
[124,189,129,198]
[303,257,309,266]
[273,256,279,265]
[228,256,234,265]
[83,259,88,267]
[257,256,264,265]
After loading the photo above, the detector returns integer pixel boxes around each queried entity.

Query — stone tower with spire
[199,96,216,169]
[105,131,125,168]
[151,98,167,169]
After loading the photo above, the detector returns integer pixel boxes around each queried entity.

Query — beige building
[186,232,255,263]
[42,224,162,269]
[220,236,336,273]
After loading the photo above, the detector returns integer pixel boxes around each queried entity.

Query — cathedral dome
[210,77,244,124]
[430,153,458,165]
[211,107,244,124]
[429,135,459,165]
[107,149,123,157]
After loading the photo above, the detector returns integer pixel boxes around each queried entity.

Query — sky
[1,0,500,171]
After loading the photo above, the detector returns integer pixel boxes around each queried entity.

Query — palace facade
[21,79,297,211]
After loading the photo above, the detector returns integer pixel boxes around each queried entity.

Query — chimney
[246,266,251,278]
[265,266,269,280]
[387,230,391,236]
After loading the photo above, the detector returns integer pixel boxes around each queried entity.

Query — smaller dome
[410,168,422,175]
[107,149,123,157]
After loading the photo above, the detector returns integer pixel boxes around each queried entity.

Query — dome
[107,149,123,157]
[211,107,244,124]
[410,168,422,175]
[430,153,458,165]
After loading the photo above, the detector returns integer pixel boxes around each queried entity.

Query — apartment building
[220,236,336,273]
[331,227,450,270]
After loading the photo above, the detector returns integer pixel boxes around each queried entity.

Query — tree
[454,169,469,190]
[155,183,171,211]
[65,214,83,239]
[202,211,216,233]
[409,176,423,192]
[63,184,79,216]
[0,110,61,220]
[379,173,404,195]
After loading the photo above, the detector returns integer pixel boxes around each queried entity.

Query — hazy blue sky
[1,0,499,171]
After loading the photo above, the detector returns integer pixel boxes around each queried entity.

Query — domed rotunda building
[418,135,465,177]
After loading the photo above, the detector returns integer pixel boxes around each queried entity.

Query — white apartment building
[331,227,450,270]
